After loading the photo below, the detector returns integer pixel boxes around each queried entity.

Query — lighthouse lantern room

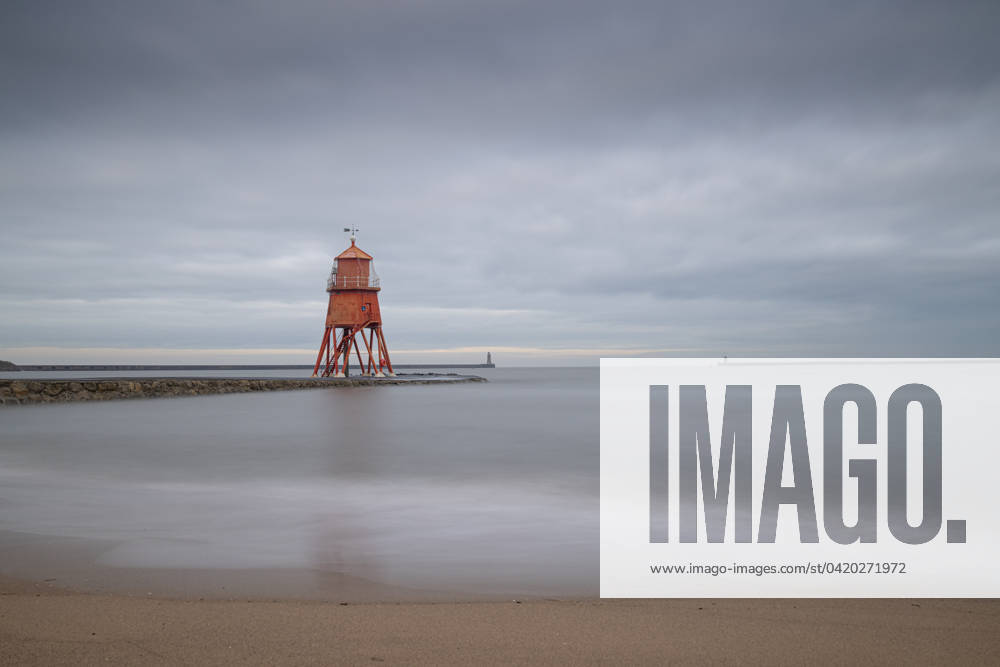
[312,228,394,377]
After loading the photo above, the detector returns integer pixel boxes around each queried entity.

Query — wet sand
[0,530,503,602]
[1,576,998,665]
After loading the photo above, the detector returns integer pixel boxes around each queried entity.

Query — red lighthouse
[312,228,394,377]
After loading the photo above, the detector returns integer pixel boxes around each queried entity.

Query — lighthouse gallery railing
[327,274,381,290]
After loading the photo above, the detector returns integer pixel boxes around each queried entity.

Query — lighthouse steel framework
[312,232,394,378]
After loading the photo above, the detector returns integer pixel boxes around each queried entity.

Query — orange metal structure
[312,232,394,377]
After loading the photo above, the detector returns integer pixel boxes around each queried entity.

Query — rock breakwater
[0,376,485,406]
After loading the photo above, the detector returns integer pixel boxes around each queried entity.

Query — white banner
[600,358,1000,597]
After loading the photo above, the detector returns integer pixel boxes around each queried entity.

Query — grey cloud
[1,1,998,363]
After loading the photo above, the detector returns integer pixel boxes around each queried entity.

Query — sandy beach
[1,575,998,665]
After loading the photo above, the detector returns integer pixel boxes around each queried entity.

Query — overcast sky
[1,1,998,365]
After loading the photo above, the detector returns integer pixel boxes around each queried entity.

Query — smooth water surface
[0,368,597,598]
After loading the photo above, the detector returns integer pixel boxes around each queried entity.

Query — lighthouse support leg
[376,327,395,376]
[331,328,345,377]
[353,329,366,373]
[359,327,375,376]
[341,331,352,377]
[312,326,331,377]
[332,328,345,377]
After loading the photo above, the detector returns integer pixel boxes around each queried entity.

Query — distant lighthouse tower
[312,227,394,378]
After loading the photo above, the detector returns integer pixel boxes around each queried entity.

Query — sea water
[0,368,597,598]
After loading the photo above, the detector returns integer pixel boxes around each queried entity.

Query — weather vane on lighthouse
[312,227,394,378]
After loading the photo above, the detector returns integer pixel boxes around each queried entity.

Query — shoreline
[0,374,486,406]
[0,529,569,604]
[1,575,998,665]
